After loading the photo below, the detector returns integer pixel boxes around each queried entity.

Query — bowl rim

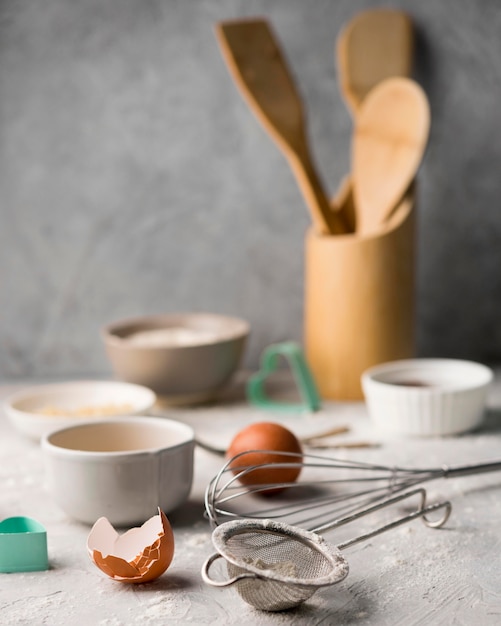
[362,358,494,391]
[101,311,250,348]
[41,416,195,459]
[4,380,157,417]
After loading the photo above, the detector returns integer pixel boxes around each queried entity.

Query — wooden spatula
[216,18,348,235]
[337,9,414,118]
[352,77,430,236]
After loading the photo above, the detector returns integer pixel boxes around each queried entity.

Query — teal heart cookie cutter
[0,516,49,573]
[246,341,321,413]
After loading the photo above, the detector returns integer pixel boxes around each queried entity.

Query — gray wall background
[0,0,500,379]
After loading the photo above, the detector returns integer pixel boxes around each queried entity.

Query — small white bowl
[42,417,194,526]
[361,359,494,436]
[4,380,157,441]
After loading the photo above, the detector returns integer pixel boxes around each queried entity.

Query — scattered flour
[98,618,123,626]
[183,532,210,548]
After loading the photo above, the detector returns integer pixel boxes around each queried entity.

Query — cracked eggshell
[87,508,175,583]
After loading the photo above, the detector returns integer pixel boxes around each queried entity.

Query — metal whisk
[205,449,501,529]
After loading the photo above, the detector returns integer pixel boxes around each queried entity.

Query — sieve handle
[201,552,262,588]
[337,490,452,551]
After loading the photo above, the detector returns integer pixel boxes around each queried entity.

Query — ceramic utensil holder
[304,179,416,400]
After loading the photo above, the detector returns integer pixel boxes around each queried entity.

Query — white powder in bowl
[123,327,220,347]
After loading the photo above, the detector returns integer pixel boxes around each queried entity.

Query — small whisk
[202,487,451,611]
[205,449,501,529]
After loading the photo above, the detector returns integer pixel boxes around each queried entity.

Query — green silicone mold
[0,516,49,573]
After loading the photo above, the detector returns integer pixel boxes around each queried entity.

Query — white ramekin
[361,358,493,436]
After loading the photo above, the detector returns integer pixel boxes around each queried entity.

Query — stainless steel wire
[205,449,501,529]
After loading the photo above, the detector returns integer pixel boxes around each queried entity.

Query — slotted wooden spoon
[352,77,430,236]
[336,8,414,118]
[216,18,348,235]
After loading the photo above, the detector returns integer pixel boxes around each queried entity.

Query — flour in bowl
[124,327,220,347]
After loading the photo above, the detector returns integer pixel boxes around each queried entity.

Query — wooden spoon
[337,9,414,118]
[352,77,430,236]
[216,18,349,235]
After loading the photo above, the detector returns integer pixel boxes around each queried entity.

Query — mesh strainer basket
[204,519,349,611]
[201,488,451,611]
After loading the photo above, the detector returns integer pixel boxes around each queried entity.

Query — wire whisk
[205,449,501,530]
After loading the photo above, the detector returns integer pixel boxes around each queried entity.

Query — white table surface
[1,373,501,625]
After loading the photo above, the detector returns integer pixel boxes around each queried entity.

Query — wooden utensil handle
[288,148,349,235]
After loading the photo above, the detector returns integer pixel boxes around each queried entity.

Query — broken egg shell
[87,507,174,583]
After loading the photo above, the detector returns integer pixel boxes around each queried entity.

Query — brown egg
[226,422,303,494]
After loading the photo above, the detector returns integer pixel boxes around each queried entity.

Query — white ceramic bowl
[4,380,157,441]
[102,312,249,405]
[361,358,493,436]
[42,417,195,526]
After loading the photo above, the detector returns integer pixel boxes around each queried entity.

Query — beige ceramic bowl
[362,358,493,436]
[102,312,249,405]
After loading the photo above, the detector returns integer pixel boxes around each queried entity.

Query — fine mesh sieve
[201,488,451,611]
